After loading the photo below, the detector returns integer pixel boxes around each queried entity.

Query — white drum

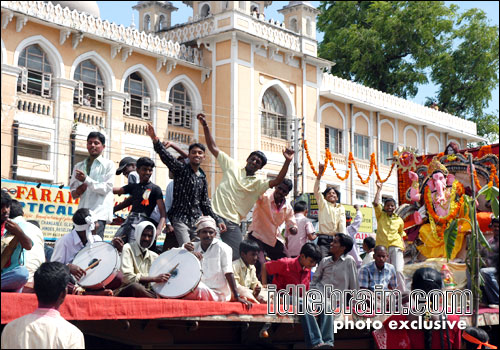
[72,241,121,290]
[149,248,202,298]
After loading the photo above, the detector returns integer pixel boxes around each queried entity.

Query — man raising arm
[197,113,294,260]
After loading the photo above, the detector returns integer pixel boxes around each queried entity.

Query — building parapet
[1,1,203,66]
[161,10,303,54]
[320,73,480,139]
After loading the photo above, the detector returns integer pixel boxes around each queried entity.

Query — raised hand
[145,123,157,141]
[283,147,295,162]
[318,162,325,176]
[197,113,208,127]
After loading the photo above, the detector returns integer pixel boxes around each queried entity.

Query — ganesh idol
[408,157,470,260]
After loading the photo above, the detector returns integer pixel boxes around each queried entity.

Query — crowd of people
[1,114,498,349]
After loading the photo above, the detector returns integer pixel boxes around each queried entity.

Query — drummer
[182,216,252,309]
[51,208,123,295]
[115,221,170,298]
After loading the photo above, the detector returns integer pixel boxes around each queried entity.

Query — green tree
[318,2,499,139]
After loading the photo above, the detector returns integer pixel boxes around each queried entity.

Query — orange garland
[424,181,464,225]
[490,164,499,187]
[472,167,482,191]
[302,140,395,183]
[326,148,351,180]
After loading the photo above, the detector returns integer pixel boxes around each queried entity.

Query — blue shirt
[358,261,397,291]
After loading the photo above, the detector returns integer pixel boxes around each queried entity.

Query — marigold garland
[472,167,482,191]
[424,180,464,226]
[490,164,499,187]
[302,140,395,183]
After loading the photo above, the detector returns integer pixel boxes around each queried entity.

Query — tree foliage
[317,1,499,139]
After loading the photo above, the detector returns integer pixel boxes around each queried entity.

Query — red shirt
[265,257,311,292]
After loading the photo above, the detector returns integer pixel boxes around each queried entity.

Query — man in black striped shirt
[146,124,225,246]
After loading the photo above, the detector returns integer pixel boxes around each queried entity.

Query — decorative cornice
[52,78,78,89]
[1,63,22,77]
[105,91,129,101]
[152,101,172,112]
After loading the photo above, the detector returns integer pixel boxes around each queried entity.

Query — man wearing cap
[183,216,252,309]
[116,157,139,184]
[197,113,295,260]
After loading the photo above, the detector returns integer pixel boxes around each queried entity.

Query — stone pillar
[152,101,172,189]
[52,78,78,184]
[1,64,22,179]
[104,90,128,165]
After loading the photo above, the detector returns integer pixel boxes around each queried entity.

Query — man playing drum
[115,221,171,298]
[51,208,123,295]
[183,216,252,309]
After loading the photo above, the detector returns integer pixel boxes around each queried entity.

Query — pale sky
[97,1,499,115]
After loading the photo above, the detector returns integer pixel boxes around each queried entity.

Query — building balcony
[123,117,149,136]
[16,93,53,118]
[261,136,289,154]
[73,105,106,129]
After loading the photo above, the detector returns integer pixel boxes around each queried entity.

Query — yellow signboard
[1,179,164,244]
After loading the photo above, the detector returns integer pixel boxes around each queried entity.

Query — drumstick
[85,259,101,271]
[168,263,179,274]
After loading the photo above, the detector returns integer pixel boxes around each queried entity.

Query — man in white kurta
[182,216,252,309]
[69,131,115,239]
[1,262,85,349]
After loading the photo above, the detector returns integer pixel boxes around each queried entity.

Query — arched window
[17,44,53,98]
[73,59,104,109]
[261,88,287,140]
[200,4,210,18]
[144,14,151,31]
[168,83,192,129]
[158,15,166,31]
[124,72,150,119]
[290,18,298,33]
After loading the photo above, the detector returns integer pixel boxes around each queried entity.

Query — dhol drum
[149,248,202,298]
[72,241,121,290]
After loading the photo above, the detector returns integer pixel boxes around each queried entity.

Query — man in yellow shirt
[372,180,406,292]
[314,163,346,258]
[197,113,294,260]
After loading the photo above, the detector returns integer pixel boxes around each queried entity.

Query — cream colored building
[1,1,483,208]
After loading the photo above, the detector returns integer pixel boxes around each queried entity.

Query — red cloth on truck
[1,293,271,324]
